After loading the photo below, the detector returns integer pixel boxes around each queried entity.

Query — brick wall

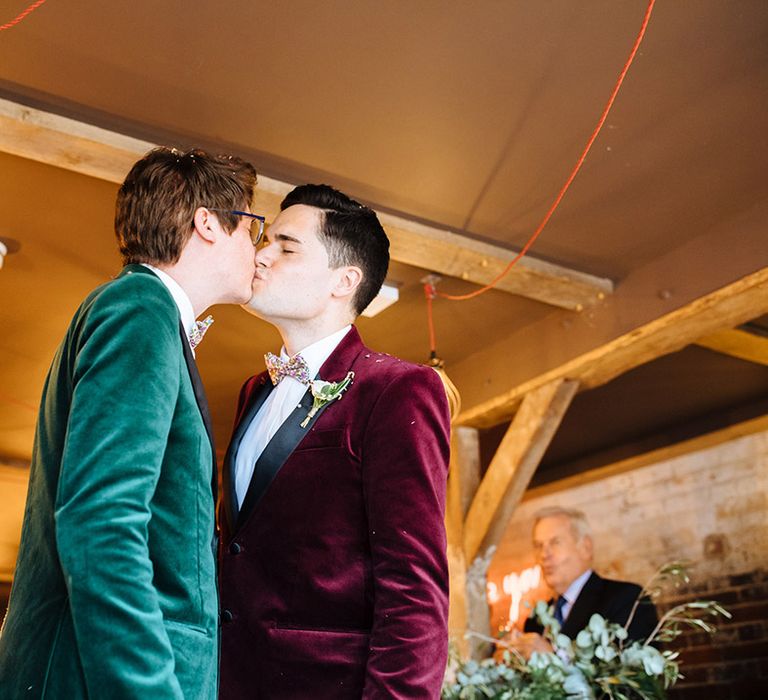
[487,428,768,698]
[660,569,768,698]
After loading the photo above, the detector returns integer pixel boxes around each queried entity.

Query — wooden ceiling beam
[522,413,768,504]
[695,327,768,366]
[377,212,612,310]
[0,97,611,311]
[457,266,768,428]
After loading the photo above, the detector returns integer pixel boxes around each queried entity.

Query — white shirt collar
[141,263,196,337]
[563,568,593,606]
[281,325,352,379]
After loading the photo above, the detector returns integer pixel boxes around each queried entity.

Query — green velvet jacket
[0,265,219,699]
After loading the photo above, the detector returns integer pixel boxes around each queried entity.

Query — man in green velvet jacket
[0,147,261,699]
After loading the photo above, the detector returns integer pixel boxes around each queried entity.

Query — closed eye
[275,233,302,247]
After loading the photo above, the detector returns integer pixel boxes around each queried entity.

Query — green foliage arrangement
[443,562,730,700]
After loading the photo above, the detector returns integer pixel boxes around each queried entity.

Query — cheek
[242,240,256,262]
[291,269,330,296]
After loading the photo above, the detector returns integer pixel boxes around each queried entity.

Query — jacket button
[222,609,234,623]
[229,542,242,555]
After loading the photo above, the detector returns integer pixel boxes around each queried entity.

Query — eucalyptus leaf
[445,561,727,700]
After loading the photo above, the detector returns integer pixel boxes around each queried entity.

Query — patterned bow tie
[265,352,311,386]
[189,315,214,350]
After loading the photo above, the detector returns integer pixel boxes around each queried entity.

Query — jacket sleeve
[624,593,659,643]
[606,582,659,643]
[360,365,451,699]
[54,280,185,699]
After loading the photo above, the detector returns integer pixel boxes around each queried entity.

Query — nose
[254,243,273,267]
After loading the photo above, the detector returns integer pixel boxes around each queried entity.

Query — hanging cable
[423,280,462,419]
[0,0,49,32]
[437,0,656,302]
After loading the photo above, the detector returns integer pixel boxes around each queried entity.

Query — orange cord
[424,283,437,355]
[437,0,656,302]
[0,0,48,32]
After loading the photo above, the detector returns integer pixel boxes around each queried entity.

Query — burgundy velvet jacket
[218,327,450,699]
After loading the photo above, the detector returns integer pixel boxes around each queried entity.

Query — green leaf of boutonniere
[300,371,354,428]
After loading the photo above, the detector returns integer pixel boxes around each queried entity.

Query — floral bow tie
[265,352,311,386]
[188,315,214,350]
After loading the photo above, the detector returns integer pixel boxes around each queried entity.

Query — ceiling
[480,340,768,486]
[0,0,767,463]
[2,1,766,271]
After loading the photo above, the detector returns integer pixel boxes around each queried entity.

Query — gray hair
[533,506,592,541]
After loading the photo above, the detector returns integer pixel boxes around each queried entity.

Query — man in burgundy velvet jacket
[218,184,451,699]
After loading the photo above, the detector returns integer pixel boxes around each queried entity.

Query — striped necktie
[554,595,567,625]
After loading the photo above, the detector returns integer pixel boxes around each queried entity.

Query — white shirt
[140,264,197,347]
[233,325,352,507]
[560,568,593,621]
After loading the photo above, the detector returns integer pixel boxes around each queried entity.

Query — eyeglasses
[207,208,266,246]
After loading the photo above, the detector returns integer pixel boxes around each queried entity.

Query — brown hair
[115,147,257,265]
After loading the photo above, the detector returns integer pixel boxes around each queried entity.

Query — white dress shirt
[233,325,352,507]
[560,568,593,621]
[140,263,197,348]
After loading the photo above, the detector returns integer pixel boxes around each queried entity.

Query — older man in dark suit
[513,506,658,656]
[218,184,450,699]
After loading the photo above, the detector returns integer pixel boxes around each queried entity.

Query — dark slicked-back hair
[115,147,257,265]
[280,184,389,316]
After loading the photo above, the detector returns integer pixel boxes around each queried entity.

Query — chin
[542,575,558,591]
[241,295,267,319]
[232,289,252,305]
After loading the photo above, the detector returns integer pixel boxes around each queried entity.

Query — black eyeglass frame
[206,208,266,245]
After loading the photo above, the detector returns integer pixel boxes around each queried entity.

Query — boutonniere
[300,371,354,428]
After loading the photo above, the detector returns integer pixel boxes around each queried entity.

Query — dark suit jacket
[523,571,658,643]
[218,327,451,699]
[0,265,219,700]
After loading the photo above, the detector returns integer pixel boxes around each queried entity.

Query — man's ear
[192,207,218,245]
[332,265,363,300]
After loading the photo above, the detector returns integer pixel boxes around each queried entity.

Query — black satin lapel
[179,324,217,500]
[562,573,602,638]
[223,379,273,532]
[235,386,337,531]
[220,440,238,536]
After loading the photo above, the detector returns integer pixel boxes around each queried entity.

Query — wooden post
[446,427,481,658]
[463,378,579,564]
[448,381,576,658]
